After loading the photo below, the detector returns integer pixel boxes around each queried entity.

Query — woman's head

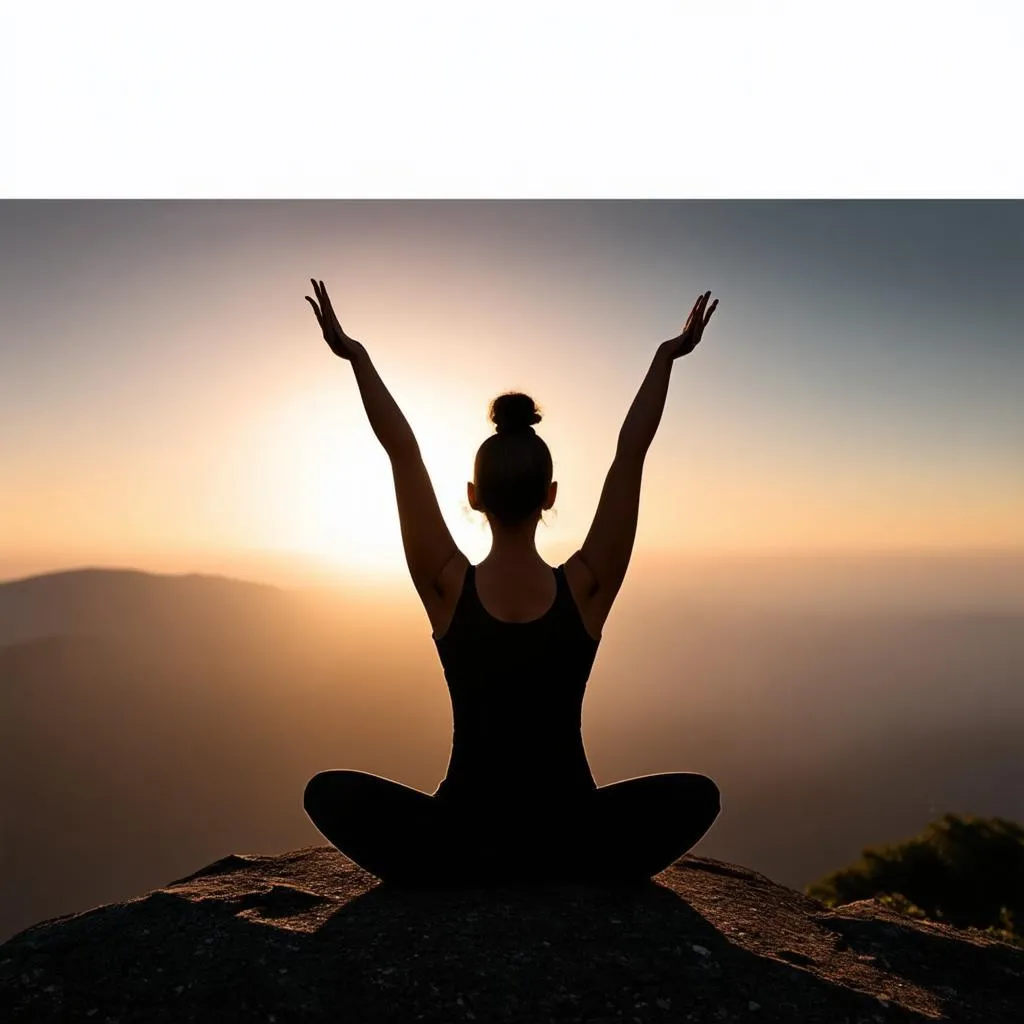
[469,392,555,529]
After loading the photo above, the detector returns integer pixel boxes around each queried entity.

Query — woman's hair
[473,392,553,527]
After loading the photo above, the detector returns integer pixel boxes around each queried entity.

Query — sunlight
[245,388,485,579]
[300,435,404,575]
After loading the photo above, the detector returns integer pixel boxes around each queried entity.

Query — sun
[246,389,481,581]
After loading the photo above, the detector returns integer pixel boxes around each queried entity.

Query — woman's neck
[482,521,545,565]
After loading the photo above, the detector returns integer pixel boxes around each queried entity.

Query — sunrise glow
[2,201,1022,586]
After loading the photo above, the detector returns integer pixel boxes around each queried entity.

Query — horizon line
[5,544,1024,590]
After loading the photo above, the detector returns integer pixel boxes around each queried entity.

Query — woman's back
[430,559,601,809]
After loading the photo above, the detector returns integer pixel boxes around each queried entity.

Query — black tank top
[432,562,600,811]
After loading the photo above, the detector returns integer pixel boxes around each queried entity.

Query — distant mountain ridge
[0,566,426,944]
[3,564,1022,954]
[0,567,293,648]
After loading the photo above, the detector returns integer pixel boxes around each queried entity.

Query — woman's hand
[662,290,719,360]
[305,278,366,361]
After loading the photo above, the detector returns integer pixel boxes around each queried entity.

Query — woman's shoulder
[562,552,604,643]
[436,550,472,593]
[424,551,471,642]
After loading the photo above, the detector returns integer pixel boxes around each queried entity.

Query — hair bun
[490,392,542,435]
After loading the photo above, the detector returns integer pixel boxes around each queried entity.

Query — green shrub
[806,813,1024,948]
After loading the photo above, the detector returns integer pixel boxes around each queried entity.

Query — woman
[302,279,721,888]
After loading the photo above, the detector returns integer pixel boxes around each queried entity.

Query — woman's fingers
[690,293,716,346]
[683,293,707,336]
[667,290,717,357]
[318,280,340,321]
[305,295,324,327]
[310,280,329,323]
[309,277,339,330]
[683,294,701,333]
[307,278,353,359]
[695,294,715,324]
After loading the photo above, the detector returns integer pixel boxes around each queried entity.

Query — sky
[2,200,1023,586]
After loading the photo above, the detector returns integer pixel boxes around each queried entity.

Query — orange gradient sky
[3,201,1023,586]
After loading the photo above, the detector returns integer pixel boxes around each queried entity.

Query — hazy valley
[2,553,1022,943]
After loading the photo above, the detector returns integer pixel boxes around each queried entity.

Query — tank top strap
[552,562,569,607]
[460,562,478,617]
[440,562,476,633]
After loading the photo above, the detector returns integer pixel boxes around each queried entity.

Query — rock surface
[1,846,1022,1023]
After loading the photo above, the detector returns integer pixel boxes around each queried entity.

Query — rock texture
[1,847,1022,1023]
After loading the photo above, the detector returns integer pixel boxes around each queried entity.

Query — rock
[1,847,1021,1023]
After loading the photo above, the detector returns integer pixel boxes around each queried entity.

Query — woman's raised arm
[304,277,461,599]
[576,291,719,611]
[617,290,718,457]
[305,278,418,459]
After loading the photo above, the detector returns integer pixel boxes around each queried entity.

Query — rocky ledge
[2,846,1022,1022]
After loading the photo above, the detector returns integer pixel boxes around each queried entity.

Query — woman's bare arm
[305,278,460,595]
[616,344,676,459]
[305,278,417,458]
[579,291,719,596]
[618,290,718,457]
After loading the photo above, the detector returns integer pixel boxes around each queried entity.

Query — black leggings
[303,770,721,888]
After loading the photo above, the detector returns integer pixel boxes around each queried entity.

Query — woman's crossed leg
[303,769,721,888]
[568,772,721,884]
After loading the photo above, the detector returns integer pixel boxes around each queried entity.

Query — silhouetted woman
[302,279,721,887]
